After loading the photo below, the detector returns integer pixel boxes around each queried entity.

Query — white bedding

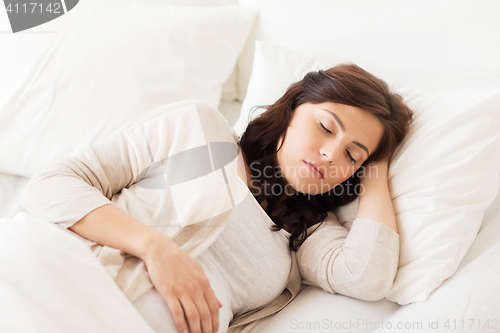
[0,212,155,333]
[2,0,500,330]
[0,172,29,219]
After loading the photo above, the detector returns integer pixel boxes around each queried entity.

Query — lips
[304,160,324,179]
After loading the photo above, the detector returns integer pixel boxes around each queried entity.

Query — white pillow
[0,0,255,178]
[236,0,500,102]
[235,41,500,305]
[0,0,241,110]
[0,5,64,110]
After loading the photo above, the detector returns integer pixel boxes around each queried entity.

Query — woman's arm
[21,101,233,333]
[71,203,223,333]
[356,161,398,234]
[69,203,169,261]
[295,160,399,301]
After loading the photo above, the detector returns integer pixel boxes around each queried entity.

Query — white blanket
[0,213,154,333]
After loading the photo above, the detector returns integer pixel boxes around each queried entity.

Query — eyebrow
[321,108,370,157]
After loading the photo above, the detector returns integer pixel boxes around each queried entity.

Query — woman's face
[276,102,384,195]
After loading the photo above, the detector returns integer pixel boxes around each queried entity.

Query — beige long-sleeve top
[21,100,400,333]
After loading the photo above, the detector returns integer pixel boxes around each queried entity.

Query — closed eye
[318,122,332,134]
[346,150,357,164]
[319,122,357,164]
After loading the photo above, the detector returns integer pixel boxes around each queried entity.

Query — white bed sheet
[0,172,29,219]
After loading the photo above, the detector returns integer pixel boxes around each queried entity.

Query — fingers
[185,279,220,333]
[190,294,213,333]
[144,246,222,333]
[203,289,222,332]
[162,286,221,333]
[180,297,203,333]
[163,296,190,333]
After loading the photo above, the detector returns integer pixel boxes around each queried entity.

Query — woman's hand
[67,203,222,332]
[143,234,223,333]
[356,160,398,234]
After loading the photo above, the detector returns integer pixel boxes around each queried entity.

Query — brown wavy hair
[238,63,413,251]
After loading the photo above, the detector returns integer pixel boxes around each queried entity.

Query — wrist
[140,229,179,262]
[360,161,388,183]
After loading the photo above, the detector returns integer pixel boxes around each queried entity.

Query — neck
[239,146,297,201]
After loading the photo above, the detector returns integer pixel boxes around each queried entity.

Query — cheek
[279,131,304,159]
[325,164,358,185]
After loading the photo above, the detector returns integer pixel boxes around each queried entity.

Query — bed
[1,0,500,332]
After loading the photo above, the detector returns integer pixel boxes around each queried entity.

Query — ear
[277,134,285,152]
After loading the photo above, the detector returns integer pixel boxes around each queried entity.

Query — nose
[320,142,342,165]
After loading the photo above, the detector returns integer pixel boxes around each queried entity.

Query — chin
[288,180,324,196]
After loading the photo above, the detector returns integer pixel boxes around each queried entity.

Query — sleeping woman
[21,63,413,333]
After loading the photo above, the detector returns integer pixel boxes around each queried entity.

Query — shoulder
[189,100,239,143]
[306,211,340,232]
[120,100,222,130]
[120,100,239,142]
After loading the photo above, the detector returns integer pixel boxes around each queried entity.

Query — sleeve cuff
[349,217,400,253]
[50,193,113,229]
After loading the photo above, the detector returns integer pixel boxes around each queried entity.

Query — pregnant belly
[196,230,292,317]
